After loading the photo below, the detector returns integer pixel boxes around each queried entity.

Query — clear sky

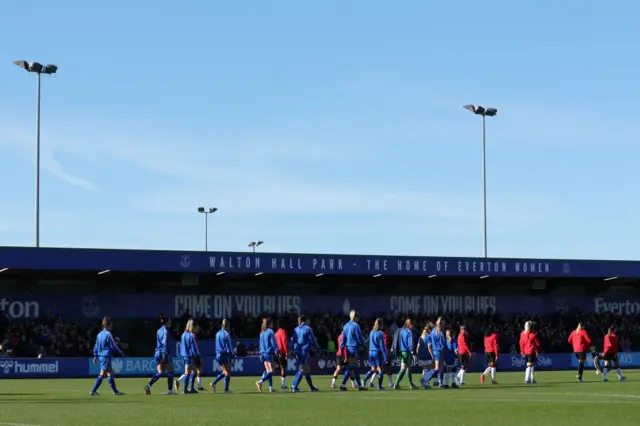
[1,0,639,259]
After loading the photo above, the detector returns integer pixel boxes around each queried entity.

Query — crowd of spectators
[1,308,637,358]
[194,309,638,354]
[0,311,98,358]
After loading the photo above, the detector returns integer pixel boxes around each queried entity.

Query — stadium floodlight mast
[463,104,498,259]
[248,241,264,253]
[197,207,218,251]
[14,60,58,248]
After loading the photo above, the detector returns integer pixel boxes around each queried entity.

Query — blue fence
[1,353,638,379]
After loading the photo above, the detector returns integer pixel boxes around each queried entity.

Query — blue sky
[1,0,639,259]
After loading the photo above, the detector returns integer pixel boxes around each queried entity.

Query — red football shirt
[604,334,619,355]
[337,333,347,358]
[568,330,591,353]
[457,332,471,355]
[522,332,542,355]
[483,333,499,355]
[275,328,288,356]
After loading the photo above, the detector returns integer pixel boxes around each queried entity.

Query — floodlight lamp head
[209,207,218,213]
[485,107,498,117]
[257,241,264,246]
[14,60,28,70]
[197,207,205,213]
[248,241,256,247]
[463,104,476,113]
[14,61,58,75]
[42,64,58,75]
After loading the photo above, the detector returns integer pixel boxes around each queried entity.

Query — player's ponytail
[185,319,194,332]
[404,318,412,329]
[221,319,229,330]
[261,318,269,332]
[435,316,444,332]
[373,318,382,331]
[576,322,583,332]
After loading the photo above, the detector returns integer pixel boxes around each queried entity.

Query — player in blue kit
[145,315,177,395]
[179,319,200,394]
[210,319,234,393]
[256,318,280,392]
[442,328,459,388]
[339,310,367,391]
[291,315,320,392]
[362,318,388,390]
[90,317,124,396]
[429,317,446,388]
[176,323,205,391]
[416,323,434,389]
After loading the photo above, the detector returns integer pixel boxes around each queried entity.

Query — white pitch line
[509,391,640,400]
[0,422,46,426]
[451,397,640,405]
[322,394,640,405]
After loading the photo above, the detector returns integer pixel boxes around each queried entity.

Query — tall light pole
[14,60,58,248]
[248,241,264,253]
[197,207,218,251]
[463,104,498,258]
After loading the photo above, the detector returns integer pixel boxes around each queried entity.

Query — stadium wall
[0,352,637,379]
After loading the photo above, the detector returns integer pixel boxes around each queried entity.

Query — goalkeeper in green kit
[393,319,418,389]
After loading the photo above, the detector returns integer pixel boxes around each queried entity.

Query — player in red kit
[602,326,626,382]
[519,321,531,383]
[456,325,472,386]
[275,321,289,390]
[480,325,499,385]
[331,325,356,389]
[568,322,592,382]
[521,322,542,384]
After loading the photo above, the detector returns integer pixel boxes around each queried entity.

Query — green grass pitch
[0,371,638,426]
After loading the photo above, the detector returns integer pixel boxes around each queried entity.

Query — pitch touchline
[515,391,640,399]
[320,394,640,405]
[0,422,46,426]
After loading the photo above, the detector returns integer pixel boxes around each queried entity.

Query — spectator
[2,308,638,357]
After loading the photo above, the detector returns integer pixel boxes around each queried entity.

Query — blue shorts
[346,347,358,358]
[183,356,194,366]
[418,354,432,363]
[154,352,173,366]
[432,351,442,362]
[99,356,111,372]
[261,353,274,363]
[295,350,310,366]
[369,352,381,367]
[217,353,231,365]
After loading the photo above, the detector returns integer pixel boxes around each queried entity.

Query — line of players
[566,322,626,383]
[88,312,627,396]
